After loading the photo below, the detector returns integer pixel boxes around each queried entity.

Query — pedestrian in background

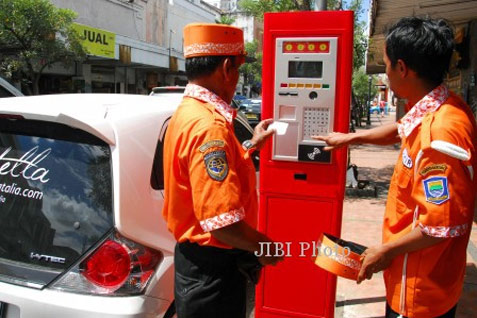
[162,23,283,318]
[314,17,476,318]
[379,99,386,117]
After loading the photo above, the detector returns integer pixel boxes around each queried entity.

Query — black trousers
[386,303,457,318]
[174,242,259,318]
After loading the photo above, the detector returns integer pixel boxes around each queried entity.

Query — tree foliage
[239,0,312,18]
[215,15,236,25]
[0,0,86,94]
[352,67,378,107]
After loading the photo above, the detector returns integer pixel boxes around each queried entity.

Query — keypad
[303,107,329,138]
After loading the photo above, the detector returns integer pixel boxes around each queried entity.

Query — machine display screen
[288,61,323,78]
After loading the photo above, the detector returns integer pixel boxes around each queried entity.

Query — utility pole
[367,76,372,125]
[315,0,327,11]
[169,29,176,70]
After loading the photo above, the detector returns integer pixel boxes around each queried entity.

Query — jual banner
[73,23,116,59]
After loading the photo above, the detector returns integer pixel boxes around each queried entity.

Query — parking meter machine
[257,11,354,318]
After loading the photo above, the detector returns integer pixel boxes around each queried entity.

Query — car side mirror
[239,105,246,111]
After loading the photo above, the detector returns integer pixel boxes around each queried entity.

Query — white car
[0,93,255,317]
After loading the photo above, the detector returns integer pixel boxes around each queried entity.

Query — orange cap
[314,233,367,281]
[183,23,246,58]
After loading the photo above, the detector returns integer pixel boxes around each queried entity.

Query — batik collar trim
[184,84,236,123]
[397,84,449,138]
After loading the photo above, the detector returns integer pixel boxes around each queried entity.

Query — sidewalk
[335,112,477,318]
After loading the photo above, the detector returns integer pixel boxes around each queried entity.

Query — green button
[323,84,330,89]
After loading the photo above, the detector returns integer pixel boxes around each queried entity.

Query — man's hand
[256,242,284,266]
[312,132,352,151]
[250,118,275,150]
[356,227,447,284]
[258,255,283,266]
[210,221,284,267]
[357,245,392,284]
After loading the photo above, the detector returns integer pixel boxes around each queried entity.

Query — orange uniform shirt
[163,84,257,249]
[384,86,477,317]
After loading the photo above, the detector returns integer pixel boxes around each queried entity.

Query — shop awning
[367,0,477,74]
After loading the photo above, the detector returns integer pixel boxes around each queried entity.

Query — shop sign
[73,23,116,59]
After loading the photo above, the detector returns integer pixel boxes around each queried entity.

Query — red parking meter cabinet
[257,11,354,318]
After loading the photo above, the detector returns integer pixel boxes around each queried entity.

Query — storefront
[367,1,477,119]
[39,23,187,95]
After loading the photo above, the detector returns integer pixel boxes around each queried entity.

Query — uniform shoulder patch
[420,164,447,176]
[423,176,449,205]
[204,150,228,181]
[199,140,225,153]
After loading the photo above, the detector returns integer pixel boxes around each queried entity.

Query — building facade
[42,0,218,94]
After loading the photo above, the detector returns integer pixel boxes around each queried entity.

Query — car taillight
[50,231,163,295]
[82,240,131,289]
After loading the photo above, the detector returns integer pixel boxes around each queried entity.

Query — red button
[280,83,288,88]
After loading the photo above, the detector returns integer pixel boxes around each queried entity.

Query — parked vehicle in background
[0,77,23,97]
[233,93,247,104]
[149,86,186,95]
[239,98,262,127]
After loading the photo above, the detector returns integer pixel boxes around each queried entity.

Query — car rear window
[0,86,14,98]
[0,118,113,286]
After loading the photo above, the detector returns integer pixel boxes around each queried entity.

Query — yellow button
[297,44,305,51]
[319,44,327,51]
[308,44,315,51]
[305,84,313,88]
[289,83,297,88]
[313,84,322,89]
[297,83,305,88]
[285,44,293,51]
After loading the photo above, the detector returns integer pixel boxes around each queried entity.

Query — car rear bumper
[0,282,171,318]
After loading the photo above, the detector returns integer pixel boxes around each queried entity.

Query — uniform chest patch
[423,176,449,205]
[204,150,228,181]
[402,148,413,168]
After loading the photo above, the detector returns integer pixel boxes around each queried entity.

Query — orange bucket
[314,233,367,281]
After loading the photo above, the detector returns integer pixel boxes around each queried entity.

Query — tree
[353,67,378,108]
[216,15,236,25]
[239,0,373,122]
[0,0,86,95]
[240,41,262,95]
[239,0,312,16]
[346,0,367,70]
[239,0,367,70]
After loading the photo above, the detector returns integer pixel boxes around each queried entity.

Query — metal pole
[169,29,173,70]
[367,76,372,125]
[314,0,327,11]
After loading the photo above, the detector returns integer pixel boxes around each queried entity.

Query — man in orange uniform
[162,23,282,318]
[314,17,476,318]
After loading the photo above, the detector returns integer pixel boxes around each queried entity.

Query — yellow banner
[73,23,115,59]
